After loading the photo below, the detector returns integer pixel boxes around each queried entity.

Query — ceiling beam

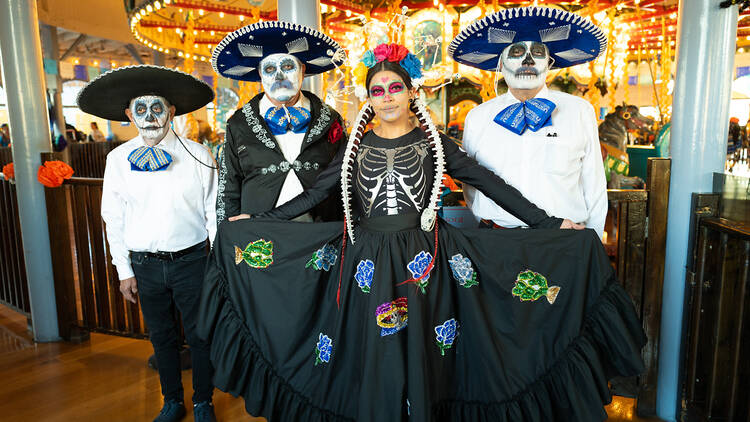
[125,44,144,64]
[59,34,87,61]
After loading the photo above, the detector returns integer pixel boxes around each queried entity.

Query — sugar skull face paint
[368,70,410,123]
[129,95,172,143]
[500,41,550,90]
[259,53,303,103]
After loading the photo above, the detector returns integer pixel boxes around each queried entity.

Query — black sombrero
[448,6,607,70]
[212,20,344,82]
[76,65,215,121]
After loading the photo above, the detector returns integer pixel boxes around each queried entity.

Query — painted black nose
[145,113,156,122]
[522,53,535,66]
[275,72,285,80]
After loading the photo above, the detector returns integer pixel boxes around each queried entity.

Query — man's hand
[228,214,251,221]
[560,219,585,230]
[119,277,138,304]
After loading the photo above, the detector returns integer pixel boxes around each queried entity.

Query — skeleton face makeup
[500,41,550,90]
[368,70,411,124]
[259,53,303,103]
[129,95,172,143]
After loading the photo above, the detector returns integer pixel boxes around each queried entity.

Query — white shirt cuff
[115,263,135,280]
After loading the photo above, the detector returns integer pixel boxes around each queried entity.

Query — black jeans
[131,243,214,403]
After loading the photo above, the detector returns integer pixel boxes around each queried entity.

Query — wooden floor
[0,305,660,422]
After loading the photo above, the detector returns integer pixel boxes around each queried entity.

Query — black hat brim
[76,65,215,121]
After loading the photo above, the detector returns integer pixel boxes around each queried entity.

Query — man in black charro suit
[212,21,347,224]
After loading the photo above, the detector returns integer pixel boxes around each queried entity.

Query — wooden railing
[684,177,750,421]
[0,147,12,167]
[45,177,146,340]
[0,180,30,316]
[68,142,125,178]
[605,158,671,416]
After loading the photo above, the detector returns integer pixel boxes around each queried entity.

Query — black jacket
[217,91,345,223]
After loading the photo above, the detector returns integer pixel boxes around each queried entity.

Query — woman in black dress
[198,43,645,422]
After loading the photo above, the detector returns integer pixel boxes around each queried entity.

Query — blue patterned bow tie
[263,106,311,135]
[494,98,556,135]
[127,146,173,172]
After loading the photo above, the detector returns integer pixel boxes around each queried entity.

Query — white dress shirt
[101,130,218,280]
[462,85,607,238]
[259,93,313,222]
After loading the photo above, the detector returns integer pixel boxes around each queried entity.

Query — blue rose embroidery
[435,318,459,356]
[407,251,433,294]
[448,254,478,288]
[306,243,337,271]
[354,259,375,293]
[315,333,333,365]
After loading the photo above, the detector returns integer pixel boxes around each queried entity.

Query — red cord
[336,216,347,309]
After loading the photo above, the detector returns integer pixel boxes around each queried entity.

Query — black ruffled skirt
[197,214,646,422]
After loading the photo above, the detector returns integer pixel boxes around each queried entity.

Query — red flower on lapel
[328,120,343,144]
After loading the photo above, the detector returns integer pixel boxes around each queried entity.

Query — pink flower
[373,44,392,62]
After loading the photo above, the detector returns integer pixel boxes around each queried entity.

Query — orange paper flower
[37,160,74,188]
[2,162,14,180]
[44,160,74,180]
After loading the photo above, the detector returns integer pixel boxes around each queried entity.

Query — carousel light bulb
[219,11,224,18]
[433,0,438,5]
[176,28,181,33]
[178,51,183,57]
[140,9,146,16]
[201,56,207,61]
[165,49,169,53]
[178,8,183,13]
[670,40,675,46]
[74,58,79,64]
[164,0,170,4]
[146,4,153,12]
[158,26,163,32]
[199,9,204,16]
[346,9,351,17]
[321,4,327,13]
[439,3,444,11]
[740,48,746,53]
[194,43,199,49]
[649,49,654,54]
[210,30,215,35]
[746,35,750,40]
[154,1,161,9]
[651,17,656,22]
[93,60,99,66]
[332,6,336,12]
[668,25,674,31]
[111,61,116,67]
[239,15,245,21]
[670,13,677,19]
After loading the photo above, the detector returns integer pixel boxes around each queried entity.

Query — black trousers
[131,243,214,403]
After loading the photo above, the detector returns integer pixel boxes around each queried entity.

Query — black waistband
[130,239,207,261]
[358,213,421,232]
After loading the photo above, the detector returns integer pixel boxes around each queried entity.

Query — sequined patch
[234,239,274,269]
[448,253,479,288]
[512,270,560,304]
[306,243,337,271]
[435,318,459,355]
[314,333,332,365]
[376,297,408,336]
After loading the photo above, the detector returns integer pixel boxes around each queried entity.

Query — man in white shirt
[77,66,218,422]
[211,21,346,224]
[449,7,608,238]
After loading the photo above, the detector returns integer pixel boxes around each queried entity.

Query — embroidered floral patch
[407,251,433,294]
[435,318,458,356]
[314,333,333,365]
[234,239,274,268]
[512,270,561,304]
[375,297,408,336]
[306,243,337,271]
[448,254,478,288]
[354,259,375,293]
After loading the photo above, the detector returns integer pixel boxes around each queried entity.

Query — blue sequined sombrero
[448,7,607,70]
[212,21,344,82]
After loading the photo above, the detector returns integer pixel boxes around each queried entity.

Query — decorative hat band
[352,43,423,100]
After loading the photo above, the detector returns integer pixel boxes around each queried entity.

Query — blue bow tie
[494,98,556,135]
[128,146,173,172]
[263,106,311,136]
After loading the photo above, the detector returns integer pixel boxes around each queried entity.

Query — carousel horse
[598,104,655,189]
